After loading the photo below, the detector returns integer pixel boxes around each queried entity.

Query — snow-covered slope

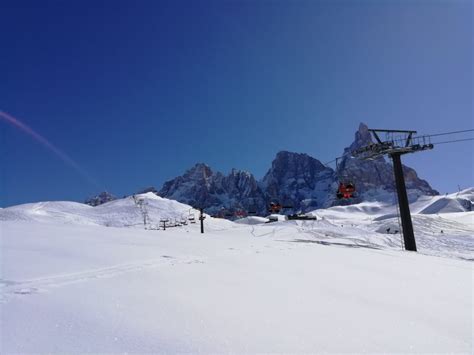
[415,188,473,214]
[304,190,474,261]
[2,189,472,260]
[0,193,200,228]
[234,216,269,224]
[0,193,238,233]
[1,217,472,353]
[0,201,96,224]
[1,187,473,352]
[312,188,473,219]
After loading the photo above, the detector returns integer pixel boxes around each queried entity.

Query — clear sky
[1,0,472,207]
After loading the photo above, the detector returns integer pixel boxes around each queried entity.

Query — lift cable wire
[323,157,338,166]
[431,137,474,145]
[391,129,474,146]
[418,128,474,139]
[322,128,473,167]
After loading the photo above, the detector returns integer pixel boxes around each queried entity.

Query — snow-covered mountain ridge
[5,188,469,229]
[1,188,472,260]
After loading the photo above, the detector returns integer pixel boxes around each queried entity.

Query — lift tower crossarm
[368,129,417,146]
[368,129,417,133]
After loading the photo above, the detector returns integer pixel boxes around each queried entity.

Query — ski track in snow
[240,216,474,260]
[0,255,204,304]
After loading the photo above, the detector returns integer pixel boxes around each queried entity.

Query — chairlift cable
[320,127,472,202]
[323,129,472,166]
[419,129,474,139]
[431,137,474,145]
[323,157,338,166]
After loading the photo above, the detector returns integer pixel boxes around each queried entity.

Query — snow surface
[0,193,206,228]
[234,216,269,224]
[1,191,473,353]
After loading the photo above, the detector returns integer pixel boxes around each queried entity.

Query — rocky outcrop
[135,186,159,195]
[261,151,335,211]
[159,164,266,215]
[85,191,117,206]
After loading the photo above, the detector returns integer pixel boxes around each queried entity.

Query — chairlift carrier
[335,157,356,199]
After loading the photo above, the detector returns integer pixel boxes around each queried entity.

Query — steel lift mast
[351,129,434,252]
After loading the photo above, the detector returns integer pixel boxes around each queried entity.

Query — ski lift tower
[351,129,434,252]
[199,208,206,234]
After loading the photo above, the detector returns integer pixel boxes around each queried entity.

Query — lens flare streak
[0,110,99,187]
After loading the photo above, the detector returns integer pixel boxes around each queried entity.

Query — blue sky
[1,0,472,206]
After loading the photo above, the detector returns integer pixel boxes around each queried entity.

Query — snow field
[1,190,473,352]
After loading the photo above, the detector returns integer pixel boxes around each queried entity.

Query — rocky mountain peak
[262,151,335,211]
[337,123,438,202]
[184,163,213,180]
[345,122,373,153]
[264,151,327,182]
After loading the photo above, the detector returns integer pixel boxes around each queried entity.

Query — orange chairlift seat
[336,181,356,199]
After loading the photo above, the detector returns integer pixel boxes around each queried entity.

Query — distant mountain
[135,186,159,195]
[85,191,117,206]
[159,164,266,216]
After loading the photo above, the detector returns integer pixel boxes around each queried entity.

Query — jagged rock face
[159,164,266,215]
[159,163,215,208]
[346,122,373,153]
[401,165,437,195]
[85,192,116,206]
[261,151,335,211]
[337,123,438,203]
[221,169,267,214]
